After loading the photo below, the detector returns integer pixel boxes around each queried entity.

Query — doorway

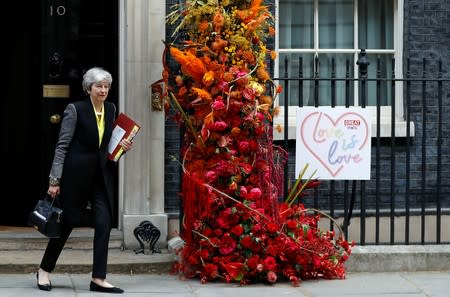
[0,0,119,226]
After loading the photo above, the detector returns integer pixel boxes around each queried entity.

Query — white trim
[273,106,415,141]
[118,0,126,230]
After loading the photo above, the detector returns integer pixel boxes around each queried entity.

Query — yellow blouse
[91,101,105,146]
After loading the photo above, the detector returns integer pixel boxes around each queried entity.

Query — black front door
[0,0,118,226]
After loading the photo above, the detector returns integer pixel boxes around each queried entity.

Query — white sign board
[295,107,371,180]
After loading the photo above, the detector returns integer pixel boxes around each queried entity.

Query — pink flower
[238,141,250,154]
[212,98,226,111]
[267,271,277,283]
[206,170,217,183]
[248,188,262,200]
[239,186,248,197]
[213,121,228,132]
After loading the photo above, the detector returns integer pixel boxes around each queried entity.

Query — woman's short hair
[82,67,113,93]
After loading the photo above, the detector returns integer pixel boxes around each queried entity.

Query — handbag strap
[45,194,59,207]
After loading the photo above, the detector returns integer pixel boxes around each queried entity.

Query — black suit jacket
[50,98,116,226]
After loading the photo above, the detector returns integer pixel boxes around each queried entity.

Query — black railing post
[421,58,427,244]
[356,49,370,245]
[283,56,289,198]
[390,58,396,245]
[375,57,381,245]
[436,59,442,244]
[405,58,411,244]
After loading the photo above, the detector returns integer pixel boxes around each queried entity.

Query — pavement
[1,228,450,296]
[1,271,450,296]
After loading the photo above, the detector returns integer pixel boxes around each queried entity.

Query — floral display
[161,0,353,286]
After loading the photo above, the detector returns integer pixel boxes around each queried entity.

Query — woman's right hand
[47,185,60,198]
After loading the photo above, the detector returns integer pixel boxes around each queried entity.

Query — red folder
[108,113,141,162]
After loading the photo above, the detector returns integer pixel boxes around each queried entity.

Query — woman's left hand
[120,138,134,152]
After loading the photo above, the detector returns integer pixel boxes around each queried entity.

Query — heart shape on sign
[300,111,369,177]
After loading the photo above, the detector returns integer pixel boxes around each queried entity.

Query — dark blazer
[50,98,117,226]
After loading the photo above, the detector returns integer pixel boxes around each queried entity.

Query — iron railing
[274,50,450,245]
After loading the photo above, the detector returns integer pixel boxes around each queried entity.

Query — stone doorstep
[0,248,178,274]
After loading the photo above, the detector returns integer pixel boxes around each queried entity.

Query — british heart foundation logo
[296,107,371,180]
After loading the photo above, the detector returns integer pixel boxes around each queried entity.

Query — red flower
[240,235,253,249]
[219,233,237,255]
[238,141,250,154]
[287,220,297,230]
[266,222,278,234]
[263,256,277,271]
[247,255,260,270]
[231,225,244,237]
[222,262,246,281]
[203,263,219,278]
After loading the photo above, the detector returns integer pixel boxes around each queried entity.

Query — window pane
[319,0,354,49]
[278,53,355,106]
[278,53,315,106]
[365,54,394,106]
[359,0,394,49]
[279,0,314,48]
[315,54,355,106]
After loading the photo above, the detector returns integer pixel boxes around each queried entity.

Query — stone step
[0,248,177,274]
[0,227,176,274]
[0,227,123,250]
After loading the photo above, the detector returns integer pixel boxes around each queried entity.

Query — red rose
[266,222,278,234]
[240,235,253,249]
[287,220,297,230]
[203,263,218,278]
[263,256,276,271]
[219,234,237,255]
[247,255,260,270]
[231,225,243,237]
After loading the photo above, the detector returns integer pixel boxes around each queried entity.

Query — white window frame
[273,0,413,140]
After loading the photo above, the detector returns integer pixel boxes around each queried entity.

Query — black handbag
[28,195,63,238]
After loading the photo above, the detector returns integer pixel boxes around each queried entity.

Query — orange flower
[192,87,212,102]
[213,10,225,32]
[231,127,241,137]
[256,67,270,82]
[259,95,272,105]
[270,50,277,60]
[223,72,234,82]
[275,124,282,133]
[199,20,209,33]
[202,71,215,87]
[170,47,207,83]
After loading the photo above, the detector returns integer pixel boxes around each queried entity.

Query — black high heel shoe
[36,272,52,291]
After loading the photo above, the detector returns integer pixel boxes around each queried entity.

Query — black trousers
[40,181,112,279]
